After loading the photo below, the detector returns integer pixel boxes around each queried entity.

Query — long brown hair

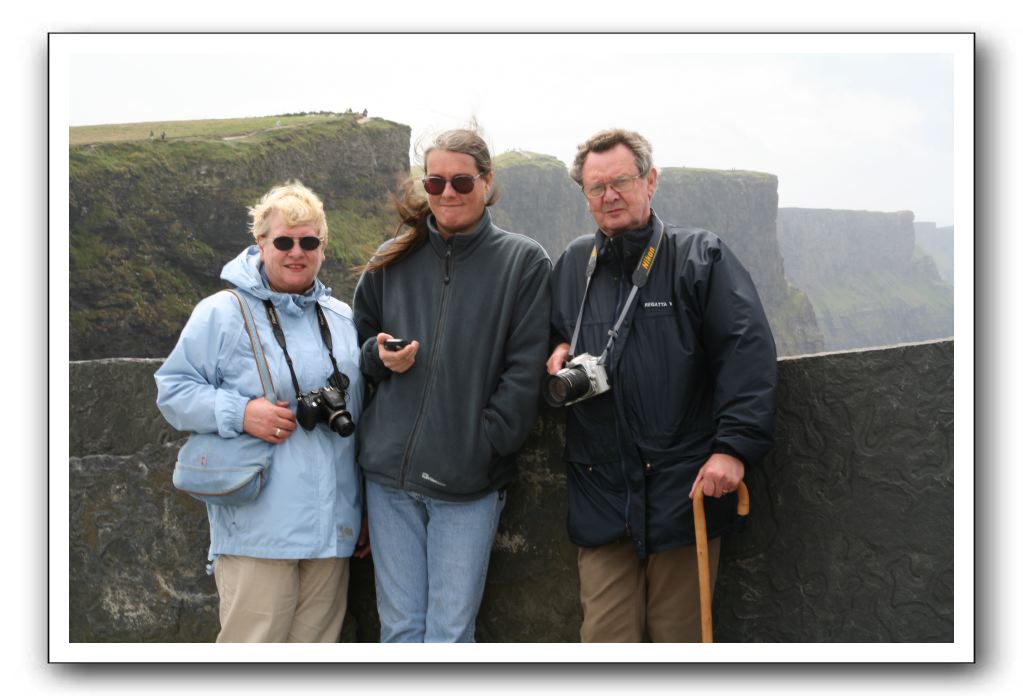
[355,127,499,274]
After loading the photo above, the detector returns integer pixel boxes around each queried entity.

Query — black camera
[296,372,355,437]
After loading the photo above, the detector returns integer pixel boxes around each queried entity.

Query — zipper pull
[444,243,452,284]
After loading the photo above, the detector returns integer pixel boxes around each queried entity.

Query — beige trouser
[213,555,350,643]
[577,537,721,642]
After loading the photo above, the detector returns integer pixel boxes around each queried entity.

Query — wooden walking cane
[693,480,750,643]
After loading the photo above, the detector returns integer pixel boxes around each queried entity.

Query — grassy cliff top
[493,150,568,171]
[69,112,397,147]
[659,166,777,183]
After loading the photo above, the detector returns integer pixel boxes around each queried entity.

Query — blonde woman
[156,181,367,642]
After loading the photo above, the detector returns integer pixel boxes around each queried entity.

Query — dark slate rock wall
[713,340,954,642]
[69,359,218,642]
[68,340,953,642]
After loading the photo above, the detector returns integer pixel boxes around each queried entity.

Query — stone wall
[68,340,953,642]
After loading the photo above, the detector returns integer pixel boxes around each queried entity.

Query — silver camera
[543,353,611,407]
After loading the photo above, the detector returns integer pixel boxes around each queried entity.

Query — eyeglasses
[270,236,322,252]
[582,173,644,199]
[422,173,484,196]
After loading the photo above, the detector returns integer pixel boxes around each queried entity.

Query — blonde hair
[248,180,328,245]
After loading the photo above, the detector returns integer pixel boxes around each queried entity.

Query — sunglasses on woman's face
[270,236,322,252]
[421,173,484,196]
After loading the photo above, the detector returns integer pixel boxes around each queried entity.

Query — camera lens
[543,367,592,407]
[329,410,355,437]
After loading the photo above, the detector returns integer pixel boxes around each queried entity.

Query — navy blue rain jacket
[549,212,777,558]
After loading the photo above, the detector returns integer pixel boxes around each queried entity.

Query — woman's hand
[377,332,419,374]
[243,398,297,444]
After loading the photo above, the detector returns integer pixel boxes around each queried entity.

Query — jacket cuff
[712,442,748,469]
[215,389,250,438]
[360,336,390,383]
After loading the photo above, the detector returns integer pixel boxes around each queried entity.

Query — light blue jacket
[155,246,363,561]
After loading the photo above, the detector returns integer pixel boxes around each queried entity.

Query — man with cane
[545,128,777,642]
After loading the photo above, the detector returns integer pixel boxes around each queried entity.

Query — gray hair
[421,126,493,177]
[569,128,654,185]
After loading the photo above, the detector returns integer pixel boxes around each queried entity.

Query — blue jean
[365,478,506,642]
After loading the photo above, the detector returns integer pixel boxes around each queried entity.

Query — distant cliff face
[655,169,785,301]
[69,116,410,360]
[914,221,954,285]
[490,152,592,258]
[653,168,824,357]
[83,125,960,361]
[492,158,824,357]
[778,208,954,351]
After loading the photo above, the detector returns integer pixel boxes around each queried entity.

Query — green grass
[659,166,777,183]
[804,268,953,317]
[70,120,365,181]
[325,197,395,268]
[69,112,362,146]
[493,151,568,171]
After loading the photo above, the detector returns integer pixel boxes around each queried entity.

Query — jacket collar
[426,208,493,258]
[220,245,331,317]
[597,210,659,275]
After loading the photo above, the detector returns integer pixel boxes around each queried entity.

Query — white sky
[64,34,958,226]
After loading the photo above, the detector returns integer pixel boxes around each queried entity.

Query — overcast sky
[62,34,961,227]
[58,33,965,225]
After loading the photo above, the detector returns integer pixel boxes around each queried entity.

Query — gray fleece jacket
[353,209,551,501]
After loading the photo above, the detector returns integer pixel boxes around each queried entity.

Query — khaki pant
[577,538,721,642]
[213,555,350,643]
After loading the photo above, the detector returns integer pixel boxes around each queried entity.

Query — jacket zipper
[397,240,454,488]
[609,269,633,538]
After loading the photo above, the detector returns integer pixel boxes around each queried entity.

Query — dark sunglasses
[270,236,322,252]
[421,173,484,196]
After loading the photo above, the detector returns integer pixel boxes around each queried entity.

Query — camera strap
[262,300,345,398]
[224,290,276,401]
[569,213,666,364]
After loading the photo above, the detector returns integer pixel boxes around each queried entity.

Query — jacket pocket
[480,410,500,458]
[566,460,627,546]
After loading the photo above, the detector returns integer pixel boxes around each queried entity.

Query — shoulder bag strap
[225,289,276,401]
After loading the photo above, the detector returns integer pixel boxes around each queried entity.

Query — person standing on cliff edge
[545,128,777,642]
